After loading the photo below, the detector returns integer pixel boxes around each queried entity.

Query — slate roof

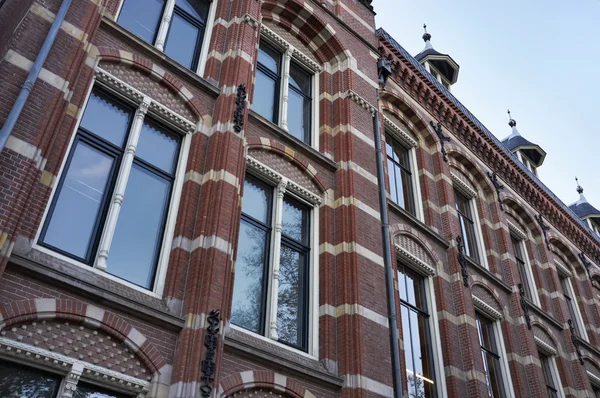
[502,135,546,166]
[415,48,443,61]
[570,201,600,219]
[377,27,599,241]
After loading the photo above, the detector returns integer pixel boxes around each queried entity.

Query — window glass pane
[253,70,277,123]
[400,168,414,215]
[282,198,306,243]
[117,0,164,44]
[74,382,130,398]
[231,220,268,333]
[394,143,410,169]
[108,165,171,288]
[241,177,270,223]
[386,137,398,162]
[80,91,131,147]
[136,121,179,174]
[417,313,436,397]
[388,158,398,204]
[175,0,209,22]
[0,360,62,398]
[486,354,505,398]
[287,89,310,142]
[289,63,311,95]
[164,12,201,69]
[455,190,471,217]
[258,43,280,74]
[401,306,415,383]
[43,141,115,259]
[393,163,405,208]
[277,245,306,348]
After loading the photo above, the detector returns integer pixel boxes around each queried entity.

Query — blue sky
[372,0,600,211]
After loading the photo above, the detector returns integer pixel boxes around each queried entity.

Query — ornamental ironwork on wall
[486,171,505,211]
[233,84,247,134]
[518,283,532,330]
[200,309,221,397]
[535,213,551,250]
[456,235,469,287]
[579,252,594,282]
[430,121,451,162]
[568,319,584,365]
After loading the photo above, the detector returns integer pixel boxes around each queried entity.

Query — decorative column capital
[59,363,83,398]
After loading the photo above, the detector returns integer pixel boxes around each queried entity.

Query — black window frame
[398,263,437,397]
[117,0,167,46]
[233,175,311,352]
[39,87,182,289]
[386,134,415,215]
[0,359,63,398]
[559,274,581,336]
[74,381,134,398]
[455,188,480,263]
[163,0,210,71]
[255,40,282,124]
[539,352,558,398]
[287,61,312,145]
[510,235,532,301]
[476,312,506,398]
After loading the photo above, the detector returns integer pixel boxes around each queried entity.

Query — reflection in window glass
[455,189,480,263]
[510,235,532,300]
[287,63,311,143]
[74,382,130,398]
[277,246,305,347]
[476,313,505,398]
[386,135,415,214]
[539,353,558,398]
[136,121,179,174]
[398,265,436,397]
[175,0,209,22]
[42,140,115,260]
[117,0,164,44]
[0,360,61,398]
[254,42,281,123]
[79,91,131,148]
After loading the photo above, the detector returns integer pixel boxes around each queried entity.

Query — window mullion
[268,181,287,340]
[279,49,291,131]
[155,0,176,51]
[95,97,150,271]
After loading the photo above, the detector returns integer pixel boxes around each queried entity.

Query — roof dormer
[415,25,460,90]
[501,110,546,176]
[569,178,600,236]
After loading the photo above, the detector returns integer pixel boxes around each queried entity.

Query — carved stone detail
[456,236,469,287]
[233,84,247,134]
[200,310,221,398]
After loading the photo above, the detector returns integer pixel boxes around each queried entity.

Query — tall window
[539,352,558,398]
[398,264,436,397]
[0,360,62,397]
[476,312,506,398]
[559,273,586,340]
[231,175,311,351]
[117,0,210,70]
[40,89,182,290]
[253,39,315,145]
[455,189,480,263]
[510,235,534,301]
[386,135,415,215]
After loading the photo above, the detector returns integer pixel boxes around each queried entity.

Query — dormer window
[415,25,460,89]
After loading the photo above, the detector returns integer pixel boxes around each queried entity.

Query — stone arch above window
[218,370,316,398]
[471,283,503,319]
[447,151,495,198]
[394,232,437,275]
[532,323,558,355]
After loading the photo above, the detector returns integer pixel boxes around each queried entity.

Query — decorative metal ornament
[377,57,393,88]
[430,121,451,162]
[518,283,532,330]
[233,84,247,134]
[535,213,551,250]
[200,309,221,398]
[456,235,470,287]
[487,171,505,211]
[578,252,594,282]
[568,319,584,365]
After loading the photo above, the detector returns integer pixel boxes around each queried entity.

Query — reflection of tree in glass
[277,246,301,345]
[231,222,266,332]
[0,364,60,398]
[406,372,426,398]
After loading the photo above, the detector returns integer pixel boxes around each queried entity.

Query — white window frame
[395,245,447,397]
[114,0,218,77]
[0,337,150,397]
[231,157,321,358]
[255,26,321,149]
[536,342,566,398]
[507,226,540,307]
[34,69,195,297]
[556,265,589,342]
[384,116,424,222]
[473,307,515,398]
[453,182,489,268]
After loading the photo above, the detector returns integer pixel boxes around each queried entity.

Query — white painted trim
[494,320,516,398]
[383,116,417,148]
[507,221,527,241]
[547,355,566,398]
[588,371,600,388]
[554,259,573,278]
[470,196,489,269]
[565,277,589,342]
[472,295,502,320]
[410,147,425,222]
[517,238,541,307]
[154,0,176,51]
[196,0,217,77]
[425,275,447,398]
[229,324,318,360]
[534,336,557,356]
[395,244,434,276]
[451,173,477,199]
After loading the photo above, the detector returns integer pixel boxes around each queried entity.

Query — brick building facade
[0,0,599,397]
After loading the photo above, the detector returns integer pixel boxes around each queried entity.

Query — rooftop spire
[507,109,517,128]
[422,24,433,50]
[575,177,587,204]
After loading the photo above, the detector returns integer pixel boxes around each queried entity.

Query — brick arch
[531,322,558,349]
[218,371,315,398]
[390,224,442,269]
[246,137,326,193]
[0,299,167,375]
[503,197,544,240]
[446,148,495,198]
[471,282,504,313]
[549,237,585,275]
[93,47,204,119]
[380,91,434,145]
[261,0,350,65]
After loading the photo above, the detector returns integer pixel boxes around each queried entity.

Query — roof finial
[576,177,584,195]
[507,109,517,128]
[422,24,432,43]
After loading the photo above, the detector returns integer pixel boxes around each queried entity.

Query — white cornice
[472,295,502,320]
[383,116,417,148]
[395,244,435,276]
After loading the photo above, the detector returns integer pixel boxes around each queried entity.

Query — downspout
[375,58,403,398]
[0,0,73,151]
